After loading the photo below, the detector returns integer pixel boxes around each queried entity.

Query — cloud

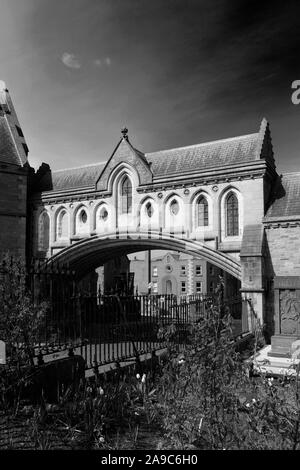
[61,52,81,69]
[93,57,112,67]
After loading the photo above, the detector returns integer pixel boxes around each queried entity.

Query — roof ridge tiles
[52,161,106,173]
[145,132,259,156]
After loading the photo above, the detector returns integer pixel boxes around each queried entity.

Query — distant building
[129,251,240,297]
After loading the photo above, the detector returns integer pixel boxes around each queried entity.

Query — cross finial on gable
[121,126,128,140]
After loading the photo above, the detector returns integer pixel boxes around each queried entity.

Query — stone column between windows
[188,258,193,296]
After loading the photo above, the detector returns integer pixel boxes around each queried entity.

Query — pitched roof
[265,173,300,219]
[0,116,21,166]
[145,133,262,177]
[36,119,272,192]
[50,163,106,191]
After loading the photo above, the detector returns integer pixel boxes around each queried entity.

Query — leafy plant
[154,292,300,450]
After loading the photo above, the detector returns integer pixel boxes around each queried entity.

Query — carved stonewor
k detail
[280,289,300,335]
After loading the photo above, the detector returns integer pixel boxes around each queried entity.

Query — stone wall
[0,167,27,259]
[265,226,300,276]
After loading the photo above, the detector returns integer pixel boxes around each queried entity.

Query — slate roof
[37,119,271,192]
[0,116,21,166]
[265,173,300,219]
[145,133,262,177]
[50,163,106,191]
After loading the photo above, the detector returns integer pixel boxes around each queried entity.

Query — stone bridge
[1,80,300,352]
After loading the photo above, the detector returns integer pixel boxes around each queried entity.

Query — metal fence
[31,292,250,369]
[0,259,251,370]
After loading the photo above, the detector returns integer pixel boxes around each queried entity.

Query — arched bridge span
[48,230,242,280]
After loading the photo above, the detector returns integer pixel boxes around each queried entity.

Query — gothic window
[145,201,153,218]
[170,199,179,215]
[75,207,89,234]
[38,211,50,252]
[226,192,239,236]
[79,209,87,224]
[57,209,68,239]
[99,207,108,221]
[121,176,132,214]
[196,196,208,226]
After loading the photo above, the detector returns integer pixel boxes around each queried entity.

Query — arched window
[145,201,153,218]
[38,212,50,251]
[57,209,68,239]
[121,176,132,214]
[170,199,179,215]
[79,209,87,224]
[196,196,208,226]
[99,207,108,221]
[226,192,239,236]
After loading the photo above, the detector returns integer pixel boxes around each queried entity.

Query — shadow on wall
[263,234,275,344]
[265,174,286,214]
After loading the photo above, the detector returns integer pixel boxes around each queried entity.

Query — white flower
[246,403,250,408]
[267,377,274,387]
[98,387,104,395]
[252,398,257,404]
[136,374,140,380]
[178,359,185,365]
[99,436,105,443]
[141,373,146,383]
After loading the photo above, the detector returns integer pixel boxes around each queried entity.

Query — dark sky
[0,0,299,173]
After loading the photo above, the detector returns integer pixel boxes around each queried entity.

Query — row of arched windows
[37,190,240,252]
[117,174,239,237]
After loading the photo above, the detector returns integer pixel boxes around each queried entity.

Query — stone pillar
[268,276,300,358]
[239,225,265,333]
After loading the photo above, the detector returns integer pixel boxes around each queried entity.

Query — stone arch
[94,201,110,232]
[161,275,178,296]
[55,206,69,241]
[163,192,184,230]
[138,196,158,229]
[219,186,243,242]
[48,229,242,281]
[74,203,89,236]
[120,174,132,214]
[109,164,139,228]
[190,190,213,232]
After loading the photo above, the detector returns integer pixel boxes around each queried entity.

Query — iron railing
[0,259,251,370]
[28,293,249,369]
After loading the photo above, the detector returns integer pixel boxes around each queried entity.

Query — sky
[0,0,299,174]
